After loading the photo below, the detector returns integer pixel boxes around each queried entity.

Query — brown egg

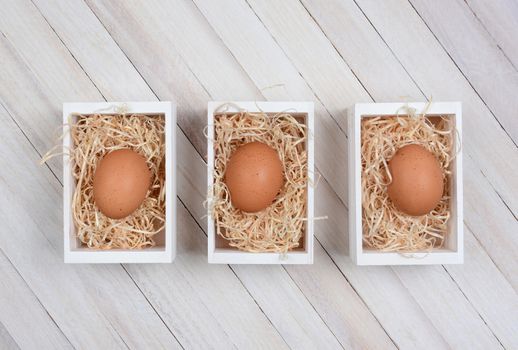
[224,142,284,213]
[93,149,151,219]
[387,144,444,216]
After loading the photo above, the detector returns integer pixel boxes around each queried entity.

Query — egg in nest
[93,149,151,219]
[224,142,284,213]
[387,144,444,216]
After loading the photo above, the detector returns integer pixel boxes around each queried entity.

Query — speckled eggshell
[387,144,444,216]
[93,149,152,219]
[224,142,284,213]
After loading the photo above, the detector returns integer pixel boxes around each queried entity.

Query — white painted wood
[86,0,445,346]
[294,0,518,345]
[393,263,504,349]
[193,1,515,348]
[75,0,516,348]
[301,0,518,275]
[0,102,181,349]
[0,45,283,350]
[286,243,397,349]
[0,323,18,350]
[77,2,398,348]
[465,0,518,69]
[4,1,363,347]
[354,0,518,216]
[0,251,70,350]
[0,0,517,349]
[0,3,296,349]
[352,0,518,288]
[187,0,350,204]
[313,171,449,349]
[410,0,518,144]
[298,0,518,231]
[207,101,315,264]
[127,201,289,349]
[231,264,344,350]
[245,0,516,278]
[446,228,518,349]
[28,0,209,223]
[62,102,176,263]
[351,102,463,265]
[84,0,244,153]
[258,0,516,344]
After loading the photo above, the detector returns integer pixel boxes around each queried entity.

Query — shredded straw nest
[361,105,455,252]
[67,114,165,249]
[210,110,308,253]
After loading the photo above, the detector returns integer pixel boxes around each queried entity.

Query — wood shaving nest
[210,110,308,253]
[69,114,166,249]
[361,107,455,252]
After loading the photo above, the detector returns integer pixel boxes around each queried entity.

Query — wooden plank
[0,322,20,350]
[85,0,516,348]
[28,0,212,152]
[446,229,518,349]
[0,248,72,350]
[318,170,496,348]
[357,0,518,286]
[61,0,375,348]
[464,0,518,70]
[60,1,400,348]
[188,1,446,346]
[84,0,351,205]
[410,0,518,143]
[4,0,350,347]
[272,2,517,339]
[128,201,289,349]
[202,0,518,284]
[353,0,518,216]
[279,243,397,349]
[194,0,515,348]
[295,0,518,346]
[0,2,194,348]
[300,0,518,288]
[0,32,285,350]
[80,0,454,347]
[1,1,515,349]
[0,95,180,349]
[231,265,343,349]
[393,264,502,349]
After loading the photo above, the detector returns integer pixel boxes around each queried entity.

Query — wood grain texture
[0,322,19,350]
[6,0,372,348]
[464,0,518,70]
[0,0,517,349]
[213,0,515,347]
[354,0,518,216]
[0,246,71,350]
[297,1,518,346]
[352,0,518,290]
[97,0,449,347]
[79,1,398,348]
[0,88,181,348]
[410,0,518,144]
[0,0,297,348]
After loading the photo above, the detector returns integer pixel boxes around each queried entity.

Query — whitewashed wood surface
[0,0,517,349]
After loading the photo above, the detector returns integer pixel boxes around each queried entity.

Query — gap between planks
[198,0,516,347]
[4,0,348,348]
[5,0,518,348]
[48,0,516,346]
[406,0,518,148]
[34,1,381,346]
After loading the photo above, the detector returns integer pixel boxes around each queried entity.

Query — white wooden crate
[63,102,176,263]
[207,101,315,264]
[349,102,463,265]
